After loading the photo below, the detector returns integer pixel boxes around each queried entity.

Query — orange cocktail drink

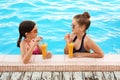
[68,43,74,58]
[41,43,47,59]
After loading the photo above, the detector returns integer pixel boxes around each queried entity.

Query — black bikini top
[72,33,88,53]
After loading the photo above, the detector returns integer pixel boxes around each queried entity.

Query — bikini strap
[73,36,77,42]
[80,33,86,50]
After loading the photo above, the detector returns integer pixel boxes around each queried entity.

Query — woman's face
[72,19,81,35]
[29,25,38,39]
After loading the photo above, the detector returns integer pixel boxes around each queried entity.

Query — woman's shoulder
[20,40,27,47]
[85,35,94,43]
[85,35,97,48]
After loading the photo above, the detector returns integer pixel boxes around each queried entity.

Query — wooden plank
[52,72,62,80]
[22,72,32,80]
[63,72,73,80]
[83,72,94,80]
[0,71,119,80]
[10,72,24,80]
[41,72,52,80]
[113,71,120,80]
[103,72,115,80]
[72,72,83,80]
[31,72,42,80]
[0,72,12,80]
[93,72,104,80]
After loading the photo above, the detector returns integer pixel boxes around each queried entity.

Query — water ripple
[0,0,120,54]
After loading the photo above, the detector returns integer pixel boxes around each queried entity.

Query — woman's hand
[64,33,71,43]
[35,36,43,42]
[46,51,52,59]
[74,53,82,58]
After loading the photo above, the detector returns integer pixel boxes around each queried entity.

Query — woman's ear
[81,25,86,31]
[80,26,83,31]
[25,32,28,36]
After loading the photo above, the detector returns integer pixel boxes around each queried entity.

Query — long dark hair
[73,12,91,31]
[17,20,36,47]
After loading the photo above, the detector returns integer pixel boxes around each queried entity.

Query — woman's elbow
[99,53,104,58]
[22,58,29,64]
[23,60,29,64]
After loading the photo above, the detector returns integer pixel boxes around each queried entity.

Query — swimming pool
[0,0,120,55]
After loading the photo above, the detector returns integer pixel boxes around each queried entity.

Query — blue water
[0,0,120,55]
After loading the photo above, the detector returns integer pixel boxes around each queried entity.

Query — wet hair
[73,12,91,31]
[17,20,36,47]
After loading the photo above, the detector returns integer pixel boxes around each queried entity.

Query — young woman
[17,20,52,64]
[64,12,104,58]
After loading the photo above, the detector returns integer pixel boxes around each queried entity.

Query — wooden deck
[0,72,120,80]
[0,54,120,72]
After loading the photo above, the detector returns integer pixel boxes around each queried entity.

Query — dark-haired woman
[17,20,52,64]
[64,12,104,58]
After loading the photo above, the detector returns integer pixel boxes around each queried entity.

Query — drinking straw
[41,38,44,44]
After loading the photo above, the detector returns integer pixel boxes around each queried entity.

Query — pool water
[0,0,120,55]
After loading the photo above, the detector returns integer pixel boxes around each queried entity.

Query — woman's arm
[21,37,42,64]
[74,52,103,58]
[20,41,38,64]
